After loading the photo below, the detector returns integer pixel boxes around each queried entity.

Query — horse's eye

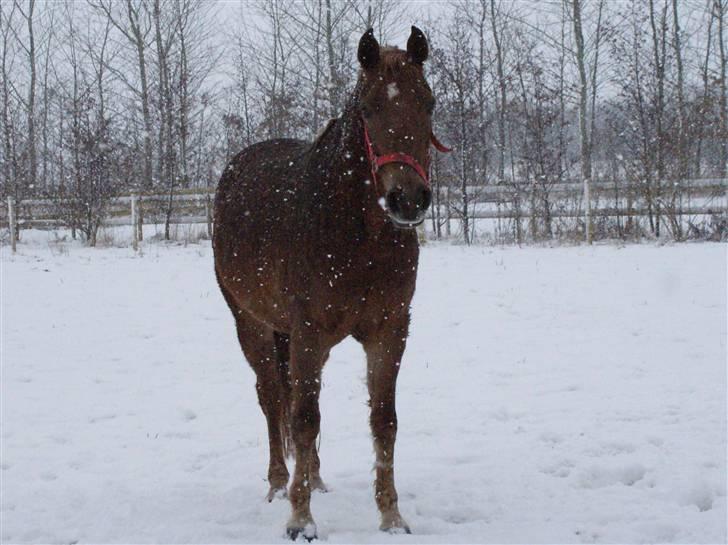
[361,105,372,119]
[426,99,435,115]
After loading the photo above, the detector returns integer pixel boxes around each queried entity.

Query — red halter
[362,119,452,191]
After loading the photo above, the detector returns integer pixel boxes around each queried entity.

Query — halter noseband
[362,118,451,191]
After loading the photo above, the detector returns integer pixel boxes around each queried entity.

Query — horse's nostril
[421,188,432,210]
[386,190,401,215]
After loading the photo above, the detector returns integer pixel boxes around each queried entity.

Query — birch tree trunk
[127,0,154,190]
[571,0,592,243]
[177,0,190,187]
[1,2,18,196]
[648,0,667,238]
[489,0,506,185]
[716,0,727,178]
[695,12,714,177]
[324,0,340,119]
[671,0,686,238]
[24,0,37,191]
[588,0,604,162]
[40,8,53,191]
[153,0,177,240]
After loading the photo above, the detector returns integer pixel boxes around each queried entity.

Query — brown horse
[213,27,446,540]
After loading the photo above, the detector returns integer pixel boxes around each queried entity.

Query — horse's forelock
[379,47,407,71]
[360,47,421,80]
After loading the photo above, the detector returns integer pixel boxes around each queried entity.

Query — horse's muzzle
[386,185,431,228]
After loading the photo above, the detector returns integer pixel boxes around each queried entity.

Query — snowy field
[1,233,726,544]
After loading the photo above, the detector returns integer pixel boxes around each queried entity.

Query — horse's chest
[309,241,418,332]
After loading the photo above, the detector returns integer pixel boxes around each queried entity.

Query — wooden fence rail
[2,177,726,251]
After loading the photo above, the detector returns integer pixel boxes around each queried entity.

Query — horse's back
[213,138,310,326]
[215,138,308,208]
[214,137,308,238]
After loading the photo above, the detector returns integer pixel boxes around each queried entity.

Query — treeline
[429,0,727,242]
[1,0,726,245]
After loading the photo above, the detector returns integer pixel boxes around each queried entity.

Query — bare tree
[348,0,408,43]
[53,1,122,245]
[1,2,19,202]
[3,1,724,245]
[89,0,154,190]
[648,0,668,237]
[570,0,593,242]
[716,0,727,178]
[489,0,507,186]
[17,0,37,191]
[278,0,353,135]
[695,4,714,177]
[431,13,478,244]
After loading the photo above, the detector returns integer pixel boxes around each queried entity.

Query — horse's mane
[312,118,338,148]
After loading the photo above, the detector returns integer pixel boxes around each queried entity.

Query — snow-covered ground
[2,233,726,544]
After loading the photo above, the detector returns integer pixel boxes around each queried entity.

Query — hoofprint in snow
[1,233,726,544]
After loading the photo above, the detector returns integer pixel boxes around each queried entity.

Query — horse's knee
[370,396,396,421]
[292,398,320,446]
[370,403,397,443]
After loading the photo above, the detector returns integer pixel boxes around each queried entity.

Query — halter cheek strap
[362,118,451,191]
[430,133,452,154]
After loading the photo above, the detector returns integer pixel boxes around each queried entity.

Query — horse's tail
[273,331,294,459]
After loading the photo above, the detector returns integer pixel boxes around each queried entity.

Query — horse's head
[357,27,437,228]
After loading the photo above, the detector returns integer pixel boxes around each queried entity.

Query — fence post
[417,222,426,244]
[137,194,143,242]
[445,186,451,237]
[584,177,592,244]
[7,196,16,253]
[130,192,139,251]
[205,193,213,238]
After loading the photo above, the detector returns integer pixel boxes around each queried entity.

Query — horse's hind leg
[308,445,327,492]
[233,311,290,501]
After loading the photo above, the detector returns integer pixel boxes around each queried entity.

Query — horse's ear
[407,25,428,65]
[358,28,380,70]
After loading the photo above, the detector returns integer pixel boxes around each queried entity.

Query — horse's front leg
[286,319,327,541]
[363,317,411,534]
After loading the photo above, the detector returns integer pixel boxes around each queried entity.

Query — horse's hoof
[286,522,317,542]
[266,486,287,502]
[380,514,411,535]
[310,477,329,493]
[381,524,411,535]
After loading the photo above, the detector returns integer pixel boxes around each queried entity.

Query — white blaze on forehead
[387,82,399,100]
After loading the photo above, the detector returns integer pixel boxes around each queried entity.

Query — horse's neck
[310,107,388,240]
